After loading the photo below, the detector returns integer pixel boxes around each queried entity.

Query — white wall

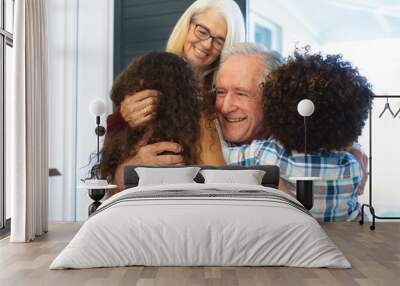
[48,0,78,221]
[249,0,322,55]
[75,0,114,221]
[48,0,113,221]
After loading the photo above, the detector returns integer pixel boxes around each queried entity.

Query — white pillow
[200,169,266,185]
[135,167,201,186]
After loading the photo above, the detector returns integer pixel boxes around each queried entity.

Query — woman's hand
[120,89,160,128]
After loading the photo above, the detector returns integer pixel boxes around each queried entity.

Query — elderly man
[214,44,281,144]
[215,43,370,222]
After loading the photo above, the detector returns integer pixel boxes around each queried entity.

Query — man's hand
[120,89,160,128]
[346,145,369,195]
[125,142,184,166]
[113,141,183,191]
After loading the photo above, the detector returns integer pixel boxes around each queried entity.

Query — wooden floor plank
[0,222,399,286]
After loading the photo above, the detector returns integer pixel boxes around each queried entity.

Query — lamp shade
[297,99,315,117]
[89,98,106,117]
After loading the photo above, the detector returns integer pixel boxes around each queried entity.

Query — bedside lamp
[89,98,106,163]
[297,99,315,154]
[295,99,315,210]
[83,98,115,216]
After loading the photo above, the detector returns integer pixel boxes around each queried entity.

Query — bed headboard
[124,165,280,189]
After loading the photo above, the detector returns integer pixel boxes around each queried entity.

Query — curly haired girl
[94,52,210,190]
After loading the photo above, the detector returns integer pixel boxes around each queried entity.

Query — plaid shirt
[223,139,362,222]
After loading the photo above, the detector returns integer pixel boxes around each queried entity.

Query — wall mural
[47,0,400,223]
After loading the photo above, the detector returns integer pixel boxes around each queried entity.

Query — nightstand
[289,177,321,210]
[77,184,117,216]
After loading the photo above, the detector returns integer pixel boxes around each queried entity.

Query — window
[255,24,272,50]
[247,3,282,54]
[1,0,14,235]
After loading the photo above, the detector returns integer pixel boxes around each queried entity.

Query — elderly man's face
[215,54,266,144]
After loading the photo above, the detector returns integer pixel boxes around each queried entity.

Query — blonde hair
[166,0,245,62]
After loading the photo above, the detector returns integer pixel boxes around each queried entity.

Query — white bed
[50,183,350,269]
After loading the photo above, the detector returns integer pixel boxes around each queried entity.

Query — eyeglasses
[191,22,225,51]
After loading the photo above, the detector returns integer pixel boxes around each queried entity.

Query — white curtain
[9,0,48,242]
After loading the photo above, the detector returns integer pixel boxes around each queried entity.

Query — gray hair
[220,42,283,80]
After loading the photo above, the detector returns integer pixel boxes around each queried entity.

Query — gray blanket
[91,189,310,217]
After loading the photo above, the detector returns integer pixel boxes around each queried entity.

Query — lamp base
[88,188,106,216]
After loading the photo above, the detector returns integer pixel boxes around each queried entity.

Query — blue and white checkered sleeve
[223,141,265,166]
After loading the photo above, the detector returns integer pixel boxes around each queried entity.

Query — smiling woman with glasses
[103,0,245,191]
[167,0,244,77]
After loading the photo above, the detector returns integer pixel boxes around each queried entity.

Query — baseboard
[0,218,11,239]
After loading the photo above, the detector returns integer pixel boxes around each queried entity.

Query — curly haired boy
[224,50,373,221]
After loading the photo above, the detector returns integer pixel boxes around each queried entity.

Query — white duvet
[50,183,350,269]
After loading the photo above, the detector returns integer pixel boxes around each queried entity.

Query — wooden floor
[0,222,399,286]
